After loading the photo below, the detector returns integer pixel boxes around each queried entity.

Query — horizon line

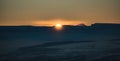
[0,23,120,27]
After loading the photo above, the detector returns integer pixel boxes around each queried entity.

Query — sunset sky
[0,0,120,26]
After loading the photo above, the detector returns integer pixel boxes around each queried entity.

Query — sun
[55,24,63,30]
[56,24,62,27]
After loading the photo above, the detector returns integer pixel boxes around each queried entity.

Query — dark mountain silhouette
[0,23,120,61]
[0,23,119,31]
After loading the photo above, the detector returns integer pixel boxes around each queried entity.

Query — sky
[0,0,120,26]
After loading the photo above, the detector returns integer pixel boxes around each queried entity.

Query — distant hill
[0,23,120,32]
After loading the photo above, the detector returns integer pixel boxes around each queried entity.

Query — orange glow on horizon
[32,19,88,26]
[55,23,63,30]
